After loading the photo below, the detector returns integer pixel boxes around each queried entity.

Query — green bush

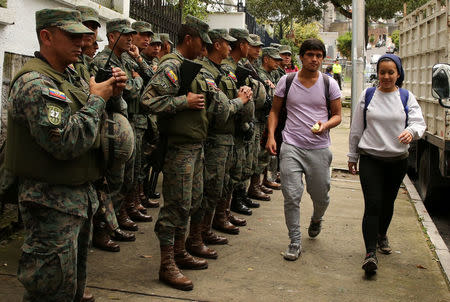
[0,0,7,8]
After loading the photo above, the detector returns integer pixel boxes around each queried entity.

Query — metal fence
[130,0,182,45]
[244,9,279,47]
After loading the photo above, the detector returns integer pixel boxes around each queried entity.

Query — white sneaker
[284,243,301,261]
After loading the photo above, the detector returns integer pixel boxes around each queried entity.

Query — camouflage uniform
[5,9,102,301]
[91,20,140,206]
[199,33,245,218]
[140,14,215,247]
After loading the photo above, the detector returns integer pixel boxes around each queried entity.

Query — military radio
[95,29,124,83]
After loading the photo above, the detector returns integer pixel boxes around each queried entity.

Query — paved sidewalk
[0,107,449,302]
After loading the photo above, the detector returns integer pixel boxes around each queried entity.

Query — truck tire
[417,146,440,204]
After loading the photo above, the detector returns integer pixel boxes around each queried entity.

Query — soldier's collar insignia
[46,103,63,126]
[228,71,237,81]
[165,69,178,85]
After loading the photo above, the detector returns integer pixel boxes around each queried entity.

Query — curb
[403,175,450,285]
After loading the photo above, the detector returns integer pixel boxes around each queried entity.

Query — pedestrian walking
[348,54,426,273]
[332,59,342,90]
[266,38,342,261]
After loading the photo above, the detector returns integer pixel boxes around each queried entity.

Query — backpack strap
[282,72,296,107]
[363,87,377,129]
[322,72,331,119]
[399,88,409,127]
[364,87,409,129]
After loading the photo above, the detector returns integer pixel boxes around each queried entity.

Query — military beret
[229,28,254,44]
[249,34,264,47]
[159,33,174,45]
[132,21,153,34]
[279,45,292,55]
[184,15,211,44]
[262,47,282,60]
[208,29,236,43]
[151,34,162,44]
[35,8,93,34]
[106,18,136,34]
[75,6,101,28]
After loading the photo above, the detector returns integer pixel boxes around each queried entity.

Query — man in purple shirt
[266,39,342,261]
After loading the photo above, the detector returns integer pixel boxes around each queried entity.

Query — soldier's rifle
[177,59,203,96]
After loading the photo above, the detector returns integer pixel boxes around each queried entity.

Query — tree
[337,31,352,59]
[246,0,325,40]
[391,29,399,50]
[177,0,209,20]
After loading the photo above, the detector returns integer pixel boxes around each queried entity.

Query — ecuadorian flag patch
[48,88,67,101]
[205,78,218,89]
[228,71,237,81]
[166,69,178,85]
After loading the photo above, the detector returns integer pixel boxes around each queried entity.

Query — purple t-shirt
[274,72,341,149]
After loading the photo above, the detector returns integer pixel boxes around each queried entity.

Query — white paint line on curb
[403,175,450,285]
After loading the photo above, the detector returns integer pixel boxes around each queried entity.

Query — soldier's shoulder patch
[165,68,178,85]
[42,87,72,103]
[228,71,237,81]
[46,103,64,126]
[205,78,218,90]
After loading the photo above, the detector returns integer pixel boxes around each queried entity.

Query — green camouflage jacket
[7,59,103,217]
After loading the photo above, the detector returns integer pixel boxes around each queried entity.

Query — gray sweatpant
[279,143,332,244]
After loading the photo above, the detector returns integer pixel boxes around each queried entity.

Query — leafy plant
[337,31,352,59]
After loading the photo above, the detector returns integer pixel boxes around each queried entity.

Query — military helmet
[101,113,135,166]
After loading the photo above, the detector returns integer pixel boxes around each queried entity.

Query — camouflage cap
[249,34,264,47]
[159,33,174,45]
[270,43,281,48]
[184,15,211,44]
[35,8,93,34]
[106,18,136,34]
[75,6,101,28]
[132,21,153,34]
[262,47,282,60]
[229,28,254,44]
[208,29,236,43]
[279,45,292,55]
[150,34,162,44]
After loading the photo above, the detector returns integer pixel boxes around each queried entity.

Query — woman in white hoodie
[348,54,426,273]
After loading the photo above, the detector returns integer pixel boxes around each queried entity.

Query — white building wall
[0,0,131,125]
[206,12,245,29]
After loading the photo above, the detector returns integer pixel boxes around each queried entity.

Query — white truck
[399,0,450,203]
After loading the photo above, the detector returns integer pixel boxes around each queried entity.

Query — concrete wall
[0,0,131,129]
[206,12,245,29]
[320,31,339,60]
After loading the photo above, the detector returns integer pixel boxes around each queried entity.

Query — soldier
[257,47,283,192]
[122,21,160,210]
[84,36,101,59]
[221,28,257,217]
[75,6,136,255]
[6,8,127,301]
[74,5,101,83]
[200,28,252,241]
[140,15,213,291]
[92,18,152,233]
[245,35,274,201]
[141,34,163,205]
[279,44,294,72]
[157,33,174,59]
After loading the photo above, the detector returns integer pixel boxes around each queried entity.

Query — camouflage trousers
[232,137,255,192]
[255,122,270,175]
[130,118,146,186]
[95,182,119,231]
[203,141,233,215]
[154,143,204,246]
[18,203,92,302]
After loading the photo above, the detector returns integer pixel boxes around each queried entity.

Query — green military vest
[5,58,103,185]
[158,53,208,145]
[201,58,237,135]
